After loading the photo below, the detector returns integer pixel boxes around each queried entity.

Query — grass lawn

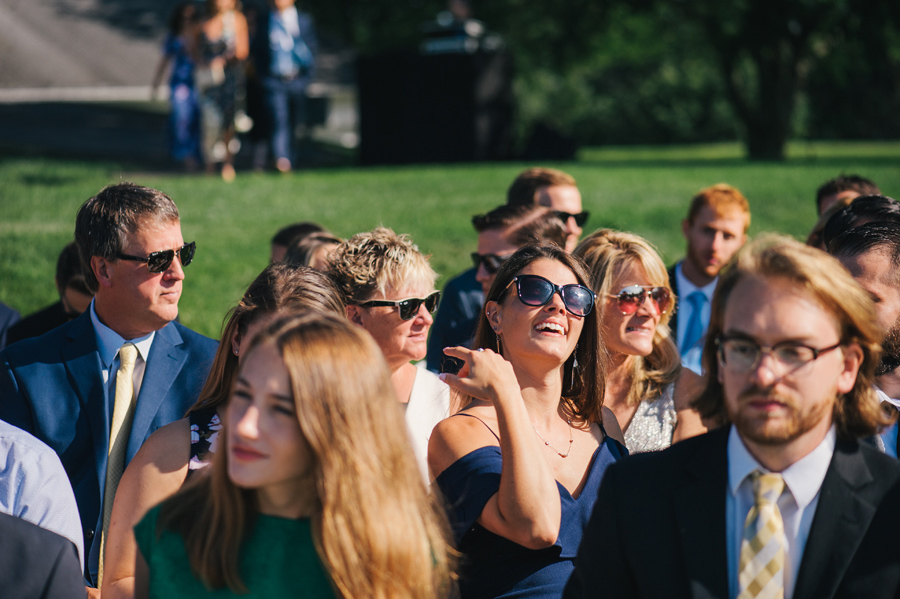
[1,140,899,339]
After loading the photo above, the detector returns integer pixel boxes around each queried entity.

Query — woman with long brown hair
[102,264,344,599]
[428,244,626,599]
[134,312,454,598]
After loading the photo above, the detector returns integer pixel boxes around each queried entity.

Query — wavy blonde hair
[695,234,890,437]
[327,227,438,303]
[574,229,680,406]
[160,312,455,598]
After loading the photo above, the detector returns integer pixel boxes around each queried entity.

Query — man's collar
[675,262,717,300]
[727,424,836,510]
[89,300,154,367]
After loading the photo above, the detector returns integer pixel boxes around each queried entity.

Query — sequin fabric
[624,383,676,454]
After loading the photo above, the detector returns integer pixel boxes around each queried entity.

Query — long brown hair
[574,229,680,406]
[694,234,889,437]
[159,313,455,597]
[469,244,608,423]
[187,263,345,415]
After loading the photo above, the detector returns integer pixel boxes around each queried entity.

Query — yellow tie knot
[752,471,784,506]
[119,342,138,369]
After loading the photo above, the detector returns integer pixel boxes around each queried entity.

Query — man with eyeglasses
[669,183,750,374]
[0,182,217,590]
[830,221,900,457]
[425,203,567,373]
[566,235,900,599]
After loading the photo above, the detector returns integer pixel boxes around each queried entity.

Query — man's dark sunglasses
[503,274,595,317]
[471,252,511,275]
[360,291,441,321]
[552,211,590,227]
[116,241,196,273]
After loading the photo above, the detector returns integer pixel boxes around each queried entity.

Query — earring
[233,347,239,356]
[569,345,579,390]
[495,332,501,354]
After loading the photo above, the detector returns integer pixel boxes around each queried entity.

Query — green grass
[2,140,899,339]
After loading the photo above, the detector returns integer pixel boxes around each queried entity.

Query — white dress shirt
[726,424,836,599]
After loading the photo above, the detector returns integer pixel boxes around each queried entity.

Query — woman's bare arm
[429,347,561,549]
[101,418,192,599]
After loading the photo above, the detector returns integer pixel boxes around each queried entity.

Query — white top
[0,419,85,568]
[726,424,836,599]
[623,383,676,454]
[404,366,451,483]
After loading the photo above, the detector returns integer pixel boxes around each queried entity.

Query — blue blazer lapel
[62,314,110,500]
[674,428,730,599]
[126,322,187,462]
[792,439,877,599]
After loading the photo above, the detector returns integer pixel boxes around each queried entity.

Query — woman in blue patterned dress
[151,2,202,170]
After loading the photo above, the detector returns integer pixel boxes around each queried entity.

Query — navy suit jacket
[0,311,217,582]
[564,428,900,599]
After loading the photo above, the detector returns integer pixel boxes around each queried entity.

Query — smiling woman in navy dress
[429,244,627,599]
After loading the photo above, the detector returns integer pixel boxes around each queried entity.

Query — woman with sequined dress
[428,244,626,599]
[574,229,707,454]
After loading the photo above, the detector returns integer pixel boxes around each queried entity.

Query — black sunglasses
[606,285,671,315]
[359,291,441,321]
[503,274,595,317]
[471,252,511,275]
[552,210,590,227]
[116,241,196,273]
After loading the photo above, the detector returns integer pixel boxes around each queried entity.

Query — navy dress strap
[453,412,501,443]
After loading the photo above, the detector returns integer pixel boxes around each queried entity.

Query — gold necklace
[533,418,574,458]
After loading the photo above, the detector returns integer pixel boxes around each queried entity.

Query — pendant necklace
[533,417,574,458]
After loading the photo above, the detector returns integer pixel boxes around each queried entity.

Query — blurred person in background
[198,0,249,182]
[101,264,344,599]
[8,241,92,345]
[329,227,450,481]
[151,2,203,172]
[0,302,19,351]
[269,220,327,263]
[134,313,455,598]
[815,173,880,216]
[669,184,750,374]
[250,0,317,172]
[283,232,342,270]
[506,167,588,252]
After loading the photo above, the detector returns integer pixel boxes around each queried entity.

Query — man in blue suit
[0,183,217,588]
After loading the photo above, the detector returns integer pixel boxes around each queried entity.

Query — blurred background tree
[273,0,900,159]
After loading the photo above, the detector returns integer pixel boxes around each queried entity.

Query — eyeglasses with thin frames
[715,335,842,374]
[116,241,196,273]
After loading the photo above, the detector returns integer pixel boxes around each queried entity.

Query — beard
[877,321,900,376]
[727,385,833,446]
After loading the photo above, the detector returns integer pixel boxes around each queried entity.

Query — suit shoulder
[612,429,724,482]
[171,321,218,349]
[1,317,79,363]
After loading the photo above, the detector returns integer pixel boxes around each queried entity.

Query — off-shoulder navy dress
[435,426,626,599]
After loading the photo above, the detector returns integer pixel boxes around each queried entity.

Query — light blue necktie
[681,290,706,357]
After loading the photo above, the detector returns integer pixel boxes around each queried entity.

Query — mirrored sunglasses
[116,241,196,273]
[552,210,590,227]
[471,252,511,275]
[504,274,595,317]
[607,285,670,315]
[360,290,441,321]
